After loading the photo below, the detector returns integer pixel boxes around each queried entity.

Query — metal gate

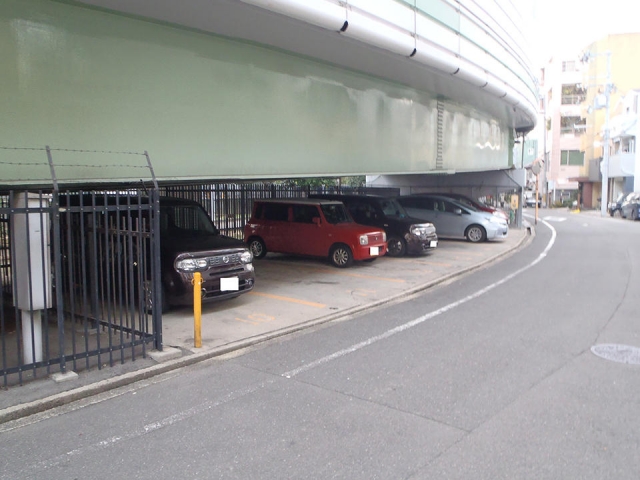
[0,147,162,387]
[0,189,162,387]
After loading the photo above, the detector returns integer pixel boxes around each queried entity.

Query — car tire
[386,236,407,257]
[465,224,486,243]
[329,243,353,268]
[248,237,267,259]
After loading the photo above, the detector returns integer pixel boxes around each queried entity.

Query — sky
[529,0,640,66]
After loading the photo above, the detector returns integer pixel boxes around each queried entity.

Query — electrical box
[11,192,52,311]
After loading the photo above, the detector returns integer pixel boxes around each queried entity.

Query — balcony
[561,94,584,105]
[608,152,637,177]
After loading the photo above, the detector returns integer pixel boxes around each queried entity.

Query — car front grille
[208,253,242,268]
[367,233,384,244]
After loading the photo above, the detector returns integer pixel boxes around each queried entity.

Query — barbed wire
[0,160,149,168]
[0,146,146,155]
[0,161,46,166]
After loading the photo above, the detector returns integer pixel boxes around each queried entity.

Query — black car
[60,194,255,311]
[621,192,640,220]
[309,194,438,257]
[608,192,627,217]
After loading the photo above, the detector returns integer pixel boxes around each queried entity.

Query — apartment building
[608,90,640,198]
[538,56,586,207]
[579,33,640,208]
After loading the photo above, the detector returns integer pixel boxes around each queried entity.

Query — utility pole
[601,52,612,217]
[582,50,613,216]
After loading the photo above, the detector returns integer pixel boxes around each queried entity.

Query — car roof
[254,198,344,206]
[402,193,460,200]
[400,194,473,209]
[310,193,393,200]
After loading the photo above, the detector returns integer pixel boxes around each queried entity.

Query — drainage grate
[591,344,640,365]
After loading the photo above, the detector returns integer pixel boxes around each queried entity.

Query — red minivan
[244,198,387,268]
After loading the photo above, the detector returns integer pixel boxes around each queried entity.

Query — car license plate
[369,246,380,256]
[430,241,438,248]
[220,277,239,291]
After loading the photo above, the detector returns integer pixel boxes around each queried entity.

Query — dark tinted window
[321,204,351,224]
[292,204,319,223]
[378,198,407,217]
[348,200,377,223]
[262,203,289,221]
[161,205,217,235]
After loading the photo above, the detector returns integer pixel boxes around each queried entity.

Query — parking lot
[162,229,529,352]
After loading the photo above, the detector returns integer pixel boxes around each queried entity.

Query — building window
[561,150,584,166]
[562,61,576,72]
[560,116,586,135]
[561,84,585,105]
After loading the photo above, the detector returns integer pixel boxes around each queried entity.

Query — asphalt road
[1,211,639,479]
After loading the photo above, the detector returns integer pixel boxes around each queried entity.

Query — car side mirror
[312,217,321,226]
[454,208,462,215]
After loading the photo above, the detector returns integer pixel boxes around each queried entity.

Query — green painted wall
[0,0,510,186]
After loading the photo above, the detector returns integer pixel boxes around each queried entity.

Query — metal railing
[1,175,388,386]
[0,190,162,387]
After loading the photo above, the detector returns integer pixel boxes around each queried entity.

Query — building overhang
[73,0,537,131]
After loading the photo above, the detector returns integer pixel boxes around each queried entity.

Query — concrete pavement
[0,224,533,424]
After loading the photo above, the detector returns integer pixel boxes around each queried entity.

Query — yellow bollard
[193,272,202,348]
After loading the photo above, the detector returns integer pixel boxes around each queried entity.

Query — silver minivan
[396,194,508,243]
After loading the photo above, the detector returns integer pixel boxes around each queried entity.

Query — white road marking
[7,220,557,477]
[18,380,275,476]
[282,219,556,378]
[543,216,567,222]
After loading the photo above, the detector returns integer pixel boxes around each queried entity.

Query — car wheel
[386,236,407,257]
[248,237,267,259]
[465,224,486,243]
[329,244,353,268]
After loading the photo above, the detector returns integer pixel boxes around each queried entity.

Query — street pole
[600,52,611,217]
[543,95,548,208]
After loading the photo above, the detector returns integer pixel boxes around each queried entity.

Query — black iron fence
[0,179,390,387]
[0,190,161,387]
[160,182,395,239]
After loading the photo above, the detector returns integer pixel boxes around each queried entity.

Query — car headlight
[359,235,369,245]
[410,225,424,236]
[175,257,208,272]
[240,250,253,264]
[410,224,434,237]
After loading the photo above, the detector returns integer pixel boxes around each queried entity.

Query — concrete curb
[0,228,533,425]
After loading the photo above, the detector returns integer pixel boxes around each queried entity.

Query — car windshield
[454,196,481,209]
[450,199,477,212]
[161,205,219,235]
[379,198,408,218]
[321,204,353,224]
